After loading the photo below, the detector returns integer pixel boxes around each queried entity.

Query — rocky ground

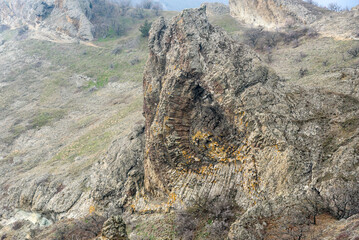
[0,1,358,240]
[0,7,177,239]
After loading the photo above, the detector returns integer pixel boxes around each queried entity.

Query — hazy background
[138,0,359,11]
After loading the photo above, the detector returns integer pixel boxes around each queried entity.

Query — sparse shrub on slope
[266,207,312,240]
[34,214,106,240]
[299,68,309,78]
[175,196,239,240]
[348,46,359,58]
[327,3,342,12]
[244,26,318,53]
[305,0,319,6]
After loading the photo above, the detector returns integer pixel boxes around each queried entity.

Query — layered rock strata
[141,6,359,238]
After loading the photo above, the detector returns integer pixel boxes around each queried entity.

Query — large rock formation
[0,0,94,40]
[0,0,127,40]
[229,0,359,40]
[228,0,325,28]
[141,6,359,238]
[200,2,230,17]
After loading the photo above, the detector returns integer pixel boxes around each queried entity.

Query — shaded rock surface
[141,6,359,239]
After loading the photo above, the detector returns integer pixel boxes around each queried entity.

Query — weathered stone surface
[101,215,128,240]
[141,6,359,238]
[0,0,94,40]
[229,0,325,28]
[0,0,130,41]
[229,0,359,40]
[200,2,230,17]
[91,124,145,214]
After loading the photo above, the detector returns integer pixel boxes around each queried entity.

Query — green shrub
[139,20,152,37]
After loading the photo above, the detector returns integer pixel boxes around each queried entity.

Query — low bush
[348,46,359,58]
[34,214,106,239]
[244,27,318,52]
[175,196,239,240]
[299,68,309,78]
[12,220,24,230]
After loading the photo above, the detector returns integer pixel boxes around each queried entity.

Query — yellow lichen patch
[89,205,95,214]
[177,18,184,25]
[192,130,210,142]
[167,192,177,205]
[191,130,246,164]
[146,83,153,94]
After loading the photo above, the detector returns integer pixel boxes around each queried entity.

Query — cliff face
[228,0,325,28]
[0,0,95,40]
[229,0,359,40]
[142,7,359,238]
[0,0,126,41]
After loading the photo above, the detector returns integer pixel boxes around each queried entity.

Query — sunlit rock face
[0,0,129,41]
[0,0,95,40]
[228,0,359,40]
[228,0,325,28]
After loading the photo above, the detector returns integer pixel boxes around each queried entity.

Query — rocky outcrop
[91,125,145,214]
[314,8,359,40]
[200,2,230,17]
[229,0,325,28]
[0,0,127,40]
[229,0,359,40]
[0,0,94,40]
[141,6,359,238]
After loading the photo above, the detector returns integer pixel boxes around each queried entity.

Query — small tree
[139,0,153,9]
[328,3,342,12]
[118,0,132,15]
[139,20,152,37]
[244,28,263,48]
[299,68,309,78]
[306,0,319,6]
[347,46,359,58]
[152,2,163,16]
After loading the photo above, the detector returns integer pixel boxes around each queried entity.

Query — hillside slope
[0,3,359,240]
[0,8,178,239]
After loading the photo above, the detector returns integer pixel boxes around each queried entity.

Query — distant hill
[132,0,228,11]
[160,0,228,11]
